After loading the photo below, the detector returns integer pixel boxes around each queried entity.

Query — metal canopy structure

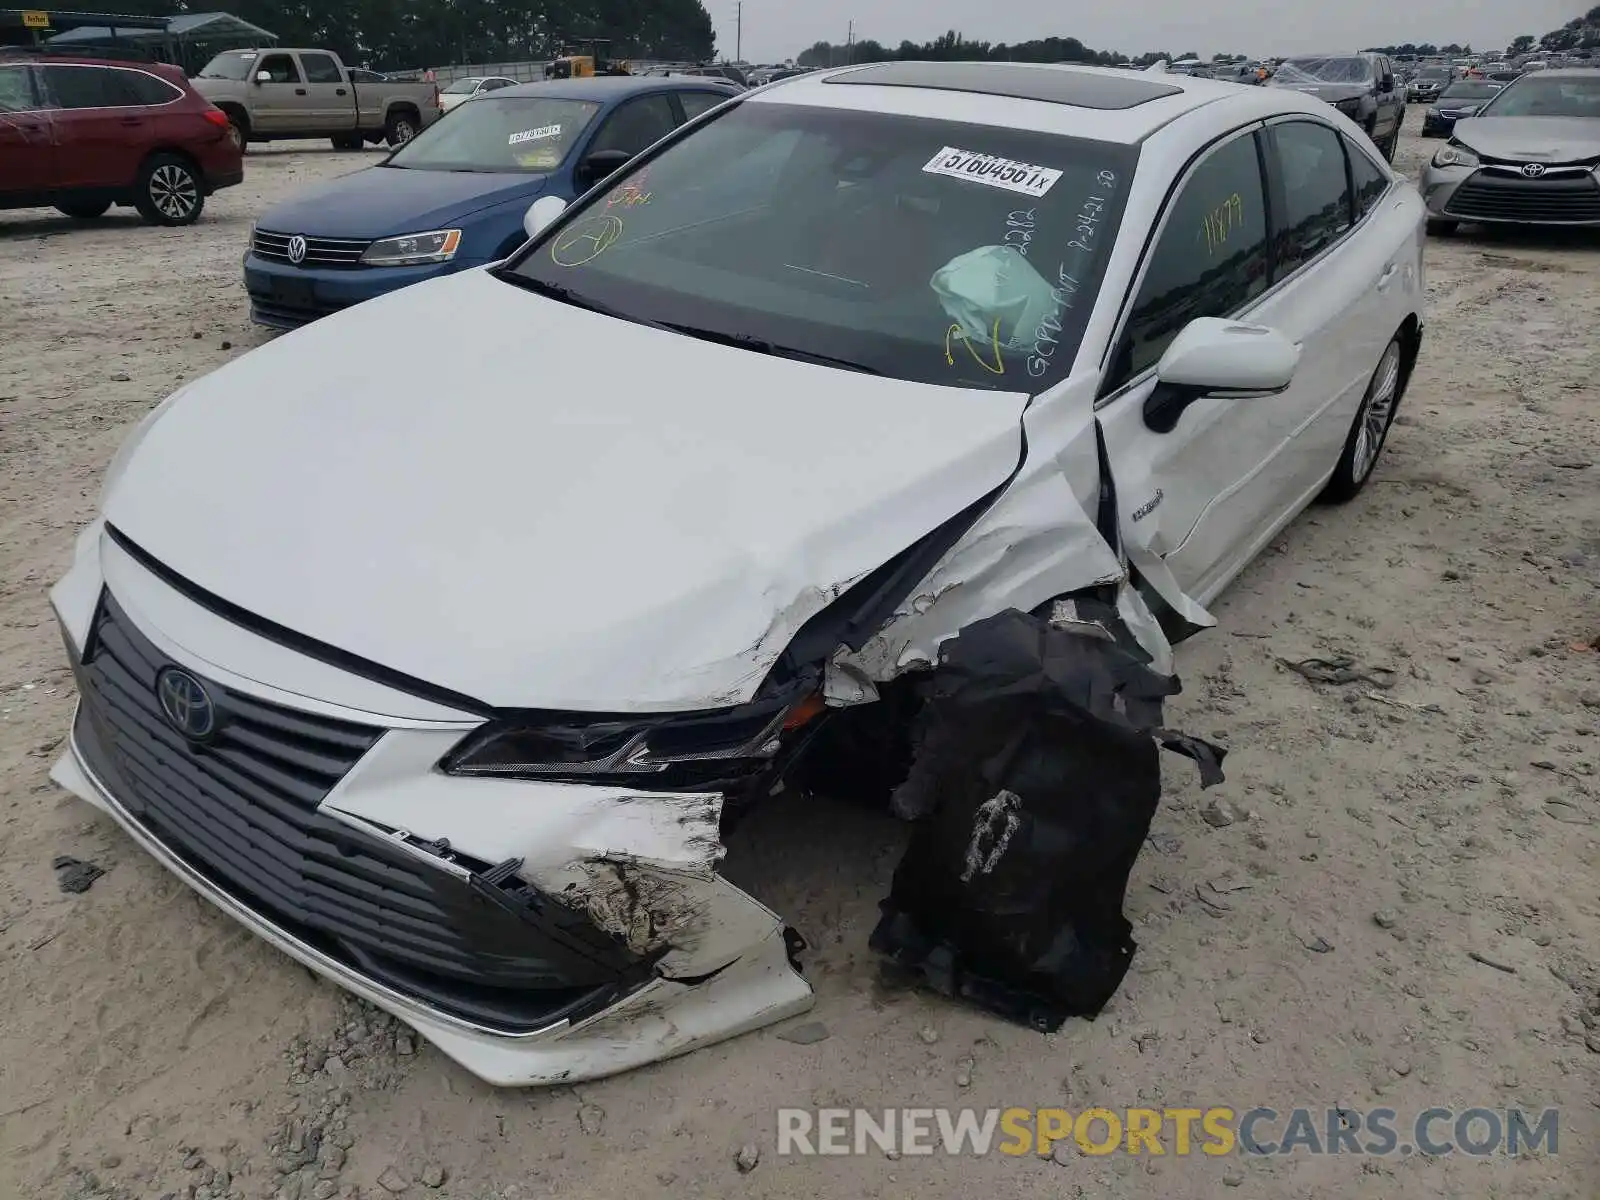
[0,9,276,71]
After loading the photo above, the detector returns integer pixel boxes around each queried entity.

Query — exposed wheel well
[216,103,248,131]
[1395,313,1422,402]
[387,103,421,124]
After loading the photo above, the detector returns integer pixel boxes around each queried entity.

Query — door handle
[295,88,307,96]
[1377,263,1399,291]
[336,88,348,95]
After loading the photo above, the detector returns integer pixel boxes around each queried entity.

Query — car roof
[1533,67,1600,78]
[749,61,1299,144]
[496,75,736,101]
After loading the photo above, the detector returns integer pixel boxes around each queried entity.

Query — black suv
[1267,52,1407,160]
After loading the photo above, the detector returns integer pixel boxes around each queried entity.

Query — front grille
[252,228,372,267]
[1445,173,1600,223]
[248,293,350,329]
[71,590,644,1031]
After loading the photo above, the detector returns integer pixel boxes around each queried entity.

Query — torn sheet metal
[832,390,1134,683]
[872,607,1224,1030]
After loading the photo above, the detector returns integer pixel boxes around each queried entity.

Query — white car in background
[52,61,1424,1086]
[437,75,519,112]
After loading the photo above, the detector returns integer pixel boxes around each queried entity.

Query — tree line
[793,31,1193,70]
[93,0,716,71]
[1365,4,1600,57]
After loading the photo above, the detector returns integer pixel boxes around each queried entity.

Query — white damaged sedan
[51,61,1425,1085]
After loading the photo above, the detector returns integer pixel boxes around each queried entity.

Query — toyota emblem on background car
[155,666,218,740]
[1520,163,1546,178]
[287,234,308,264]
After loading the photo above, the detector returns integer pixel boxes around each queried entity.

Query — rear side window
[300,54,344,85]
[114,69,183,107]
[588,94,678,157]
[1345,137,1390,220]
[0,64,35,112]
[42,65,124,109]
[1112,130,1270,385]
[1270,121,1353,274]
[256,54,301,84]
[678,90,729,119]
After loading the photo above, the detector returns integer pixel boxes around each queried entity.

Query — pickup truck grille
[253,229,373,268]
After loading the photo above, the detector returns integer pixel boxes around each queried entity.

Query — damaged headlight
[441,691,827,790]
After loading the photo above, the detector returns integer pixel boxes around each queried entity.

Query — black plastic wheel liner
[870,608,1225,1031]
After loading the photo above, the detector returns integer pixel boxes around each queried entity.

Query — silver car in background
[1421,68,1600,234]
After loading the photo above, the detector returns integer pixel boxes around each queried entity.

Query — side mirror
[523,194,568,239]
[1146,318,1300,433]
[578,148,633,186]
[255,71,272,84]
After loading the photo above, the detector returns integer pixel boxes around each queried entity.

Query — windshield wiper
[492,272,671,329]
[658,323,882,374]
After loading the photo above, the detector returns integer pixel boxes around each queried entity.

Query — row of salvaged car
[28,56,1600,1088]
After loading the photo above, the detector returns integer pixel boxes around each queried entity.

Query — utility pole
[846,19,853,64]
[735,1,742,63]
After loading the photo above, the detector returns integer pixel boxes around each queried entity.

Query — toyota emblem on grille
[156,667,218,740]
[287,234,308,264]
[1520,163,1546,178]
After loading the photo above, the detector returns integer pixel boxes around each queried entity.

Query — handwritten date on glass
[945,318,1005,376]
[1199,193,1245,257]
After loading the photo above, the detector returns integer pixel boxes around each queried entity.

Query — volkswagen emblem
[156,666,218,741]
[1520,163,1546,178]
[287,234,308,264]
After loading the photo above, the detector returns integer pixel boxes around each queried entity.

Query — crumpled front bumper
[49,530,812,1086]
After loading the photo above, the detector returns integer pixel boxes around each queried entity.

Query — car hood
[103,270,1028,712]
[1448,116,1600,164]
[255,166,548,240]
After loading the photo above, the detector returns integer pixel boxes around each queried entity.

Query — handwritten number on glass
[1199,193,1245,257]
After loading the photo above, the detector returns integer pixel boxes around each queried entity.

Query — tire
[223,108,249,146]
[385,111,419,147]
[330,133,364,151]
[56,200,111,219]
[1320,336,1404,504]
[133,153,204,226]
[1426,218,1459,236]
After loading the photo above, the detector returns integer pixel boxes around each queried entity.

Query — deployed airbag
[871,607,1224,1030]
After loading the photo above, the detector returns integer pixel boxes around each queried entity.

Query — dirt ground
[2,110,1597,1200]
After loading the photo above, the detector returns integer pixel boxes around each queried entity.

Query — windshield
[1417,68,1451,81]
[1440,83,1501,102]
[198,51,258,81]
[503,101,1137,392]
[1277,57,1372,84]
[1482,76,1600,118]
[442,78,482,94]
[386,96,600,172]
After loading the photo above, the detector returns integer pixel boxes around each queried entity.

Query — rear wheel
[385,111,419,147]
[1320,336,1404,503]
[56,200,111,219]
[133,153,204,226]
[1426,218,1459,236]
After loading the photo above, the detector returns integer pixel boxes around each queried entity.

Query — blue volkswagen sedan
[244,76,739,328]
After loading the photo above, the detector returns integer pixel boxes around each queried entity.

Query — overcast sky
[712,0,1582,63]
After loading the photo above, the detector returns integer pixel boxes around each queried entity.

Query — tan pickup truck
[193,48,443,150]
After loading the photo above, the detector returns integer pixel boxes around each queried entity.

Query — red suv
[0,54,243,225]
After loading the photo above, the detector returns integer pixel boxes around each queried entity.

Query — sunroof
[823,61,1186,110]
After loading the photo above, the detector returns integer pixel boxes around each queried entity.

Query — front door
[1095,124,1288,602]
[0,63,54,194]
[249,52,307,134]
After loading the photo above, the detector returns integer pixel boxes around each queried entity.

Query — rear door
[249,52,306,133]
[297,52,352,130]
[0,62,55,195]
[38,64,144,189]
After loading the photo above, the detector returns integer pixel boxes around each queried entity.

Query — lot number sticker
[922,147,1063,197]
[509,124,562,146]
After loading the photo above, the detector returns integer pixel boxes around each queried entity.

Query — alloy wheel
[150,164,199,221]
[1352,341,1402,482]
